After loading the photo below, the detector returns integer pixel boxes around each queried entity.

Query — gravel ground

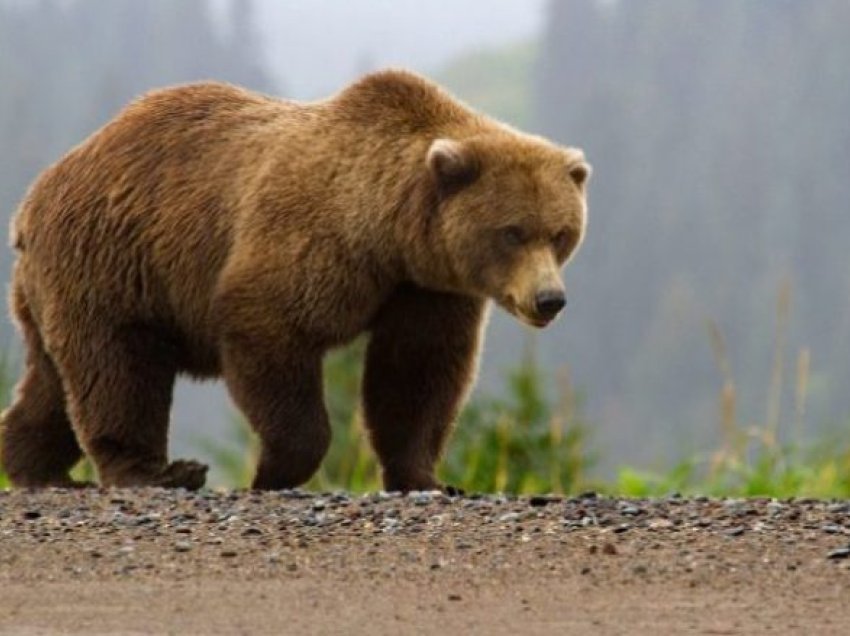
[1,488,850,635]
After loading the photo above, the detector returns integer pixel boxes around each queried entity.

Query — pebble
[648,518,674,530]
[5,489,850,587]
[410,492,433,506]
[827,547,850,560]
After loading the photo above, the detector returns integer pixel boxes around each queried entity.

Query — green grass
[608,285,850,500]
[610,441,850,499]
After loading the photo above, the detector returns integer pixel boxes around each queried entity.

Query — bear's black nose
[534,289,566,319]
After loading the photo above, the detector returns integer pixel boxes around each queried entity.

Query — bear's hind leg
[57,326,207,489]
[363,286,484,493]
[0,289,84,487]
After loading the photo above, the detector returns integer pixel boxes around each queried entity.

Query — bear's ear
[569,161,592,188]
[427,138,480,197]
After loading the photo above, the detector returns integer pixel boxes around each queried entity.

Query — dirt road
[1,488,849,635]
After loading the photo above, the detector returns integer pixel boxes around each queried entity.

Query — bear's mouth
[518,313,554,329]
[498,296,555,329]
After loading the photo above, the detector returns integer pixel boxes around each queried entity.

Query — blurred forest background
[1,0,849,491]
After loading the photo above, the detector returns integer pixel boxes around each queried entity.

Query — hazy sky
[250,0,545,98]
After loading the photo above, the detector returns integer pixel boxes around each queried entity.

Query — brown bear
[0,69,590,492]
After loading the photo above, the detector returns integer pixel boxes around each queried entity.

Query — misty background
[1,0,848,480]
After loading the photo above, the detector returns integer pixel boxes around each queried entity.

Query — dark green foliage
[440,340,594,494]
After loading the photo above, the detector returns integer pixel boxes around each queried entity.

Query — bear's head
[422,133,590,328]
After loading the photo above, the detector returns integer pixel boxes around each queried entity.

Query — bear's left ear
[427,138,480,197]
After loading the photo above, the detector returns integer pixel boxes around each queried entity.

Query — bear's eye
[502,225,526,247]
[553,229,572,254]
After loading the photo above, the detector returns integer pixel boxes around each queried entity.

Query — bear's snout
[534,289,566,321]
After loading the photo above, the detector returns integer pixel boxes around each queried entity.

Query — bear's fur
[0,69,590,491]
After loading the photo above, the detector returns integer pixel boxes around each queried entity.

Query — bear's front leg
[363,286,484,493]
[221,334,331,490]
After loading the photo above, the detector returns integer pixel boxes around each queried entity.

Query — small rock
[410,492,433,506]
[725,526,746,537]
[174,541,192,553]
[827,547,850,560]
[766,502,785,515]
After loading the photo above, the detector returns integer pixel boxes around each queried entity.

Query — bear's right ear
[427,138,480,197]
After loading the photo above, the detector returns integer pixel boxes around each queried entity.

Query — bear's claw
[442,484,466,497]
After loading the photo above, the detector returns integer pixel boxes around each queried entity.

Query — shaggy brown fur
[0,69,590,491]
